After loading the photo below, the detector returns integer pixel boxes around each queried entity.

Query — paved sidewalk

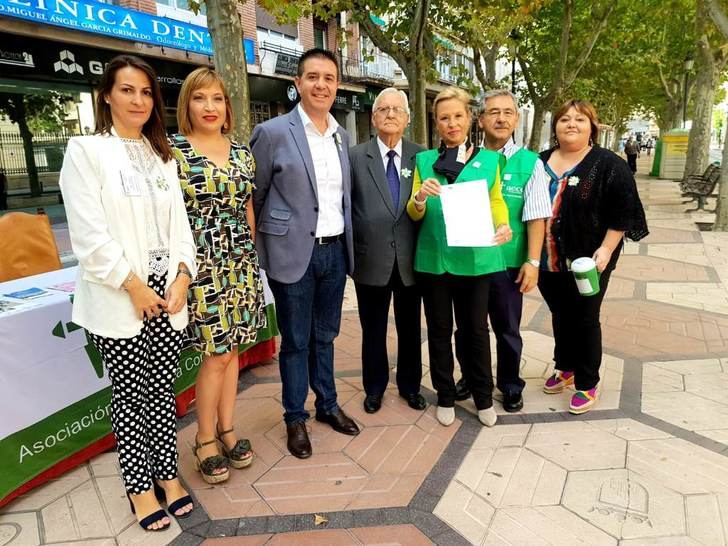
[5,155,728,545]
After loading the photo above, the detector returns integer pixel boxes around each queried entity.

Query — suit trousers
[355,264,422,397]
[268,240,347,424]
[420,272,493,410]
[89,271,183,495]
[537,265,614,391]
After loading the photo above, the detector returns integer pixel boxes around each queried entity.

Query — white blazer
[59,133,197,339]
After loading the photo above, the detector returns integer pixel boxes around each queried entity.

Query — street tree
[704,0,728,230]
[263,0,454,146]
[515,0,615,150]
[0,91,73,197]
[682,0,728,181]
[190,0,252,142]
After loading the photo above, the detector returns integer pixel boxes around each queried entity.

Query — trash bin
[658,129,689,180]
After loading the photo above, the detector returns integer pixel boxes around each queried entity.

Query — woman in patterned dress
[171,67,266,484]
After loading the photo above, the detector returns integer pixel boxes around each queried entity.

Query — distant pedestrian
[624,137,640,173]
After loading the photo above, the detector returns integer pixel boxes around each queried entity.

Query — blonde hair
[177,67,233,135]
[433,87,473,117]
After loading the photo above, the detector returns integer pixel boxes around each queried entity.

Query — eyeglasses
[483,109,517,118]
[374,106,408,116]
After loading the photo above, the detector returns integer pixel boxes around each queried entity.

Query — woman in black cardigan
[538,100,648,414]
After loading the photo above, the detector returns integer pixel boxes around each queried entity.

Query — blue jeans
[268,240,347,424]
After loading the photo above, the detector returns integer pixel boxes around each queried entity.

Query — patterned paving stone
[598,300,728,359]
[646,282,728,314]
[647,243,710,265]
[612,255,711,282]
[456,446,566,508]
[525,421,627,471]
[203,525,436,545]
[642,359,728,445]
[641,227,702,243]
[435,479,495,545]
[562,469,685,539]
[483,506,617,545]
[627,437,728,494]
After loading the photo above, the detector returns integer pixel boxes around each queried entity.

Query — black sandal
[127,492,170,532]
[193,435,230,484]
[154,481,194,520]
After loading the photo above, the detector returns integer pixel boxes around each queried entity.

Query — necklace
[120,137,170,276]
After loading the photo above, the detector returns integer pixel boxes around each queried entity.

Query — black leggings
[537,265,614,391]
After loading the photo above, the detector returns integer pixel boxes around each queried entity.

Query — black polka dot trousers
[89,272,183,495]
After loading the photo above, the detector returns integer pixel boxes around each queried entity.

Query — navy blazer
[251,107,354,284]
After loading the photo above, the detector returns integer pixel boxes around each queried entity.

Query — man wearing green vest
[455,89,552,412]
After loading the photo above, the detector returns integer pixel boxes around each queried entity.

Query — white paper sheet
[439,179,495,247]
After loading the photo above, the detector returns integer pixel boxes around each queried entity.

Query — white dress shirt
[377,136,402,173]
[499,139,552,222]
[297,104,344,237]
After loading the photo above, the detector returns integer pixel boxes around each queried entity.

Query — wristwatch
[525,258,540,268]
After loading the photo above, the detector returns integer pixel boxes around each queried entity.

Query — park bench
[680,163,720,212]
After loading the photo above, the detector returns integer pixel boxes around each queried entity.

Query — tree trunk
[206,0,251,142]
[712,132,728,230]
[612,122,626,152]
[528,101,548,152]
[661,99,682,133]
[407,64,429,147]
[14,97,41,197]
[683,40,717,179]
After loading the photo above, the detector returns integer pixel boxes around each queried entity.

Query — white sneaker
[436,406,455,426]
[478,407,497,427]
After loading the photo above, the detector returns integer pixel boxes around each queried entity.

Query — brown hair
[94,55,172,162]
[177,67,233,135]
[433,87,473,118]
[551,99,600,145]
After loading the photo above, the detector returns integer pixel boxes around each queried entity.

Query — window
[251,102,271,128]
[314,26,326,50]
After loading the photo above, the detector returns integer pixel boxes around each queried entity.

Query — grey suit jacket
[251,108,354,284]
[350,137,424,286]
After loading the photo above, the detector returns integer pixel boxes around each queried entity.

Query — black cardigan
[539,145,648,270]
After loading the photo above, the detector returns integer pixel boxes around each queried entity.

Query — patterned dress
[170,134,266,355]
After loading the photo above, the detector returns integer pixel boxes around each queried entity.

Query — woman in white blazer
[59,55,197,532]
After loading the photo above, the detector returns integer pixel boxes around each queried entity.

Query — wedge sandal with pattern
[193,436,230,484]
[216,427,254,469]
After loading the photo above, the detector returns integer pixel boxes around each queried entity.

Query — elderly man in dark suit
[350,88,426,414]
[251,49,359,459]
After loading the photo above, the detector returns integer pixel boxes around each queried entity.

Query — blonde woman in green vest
[407,87,511,428]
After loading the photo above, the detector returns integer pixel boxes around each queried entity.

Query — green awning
[370,14,385,26]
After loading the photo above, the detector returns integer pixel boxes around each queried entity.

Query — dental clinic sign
[0,0,219,57]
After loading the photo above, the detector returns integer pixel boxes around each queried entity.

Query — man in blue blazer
[251,48,359,459]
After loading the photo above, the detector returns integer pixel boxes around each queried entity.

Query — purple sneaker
[569,387,598,414]
[543,371,575,394]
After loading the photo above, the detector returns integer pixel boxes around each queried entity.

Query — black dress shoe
[286,421,312,459]
[400,392,427,410]
[502,392,524,413]
[454,378,471,401]
[363,394,382,414]
[315,408,360,435]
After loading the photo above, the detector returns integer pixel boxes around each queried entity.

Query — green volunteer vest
[414,148,507,276]
[499,148,539,268]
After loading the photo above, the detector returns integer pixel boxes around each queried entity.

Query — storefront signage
[0,0,254,62]
[0,33,195,90]
[274,52,298,77]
